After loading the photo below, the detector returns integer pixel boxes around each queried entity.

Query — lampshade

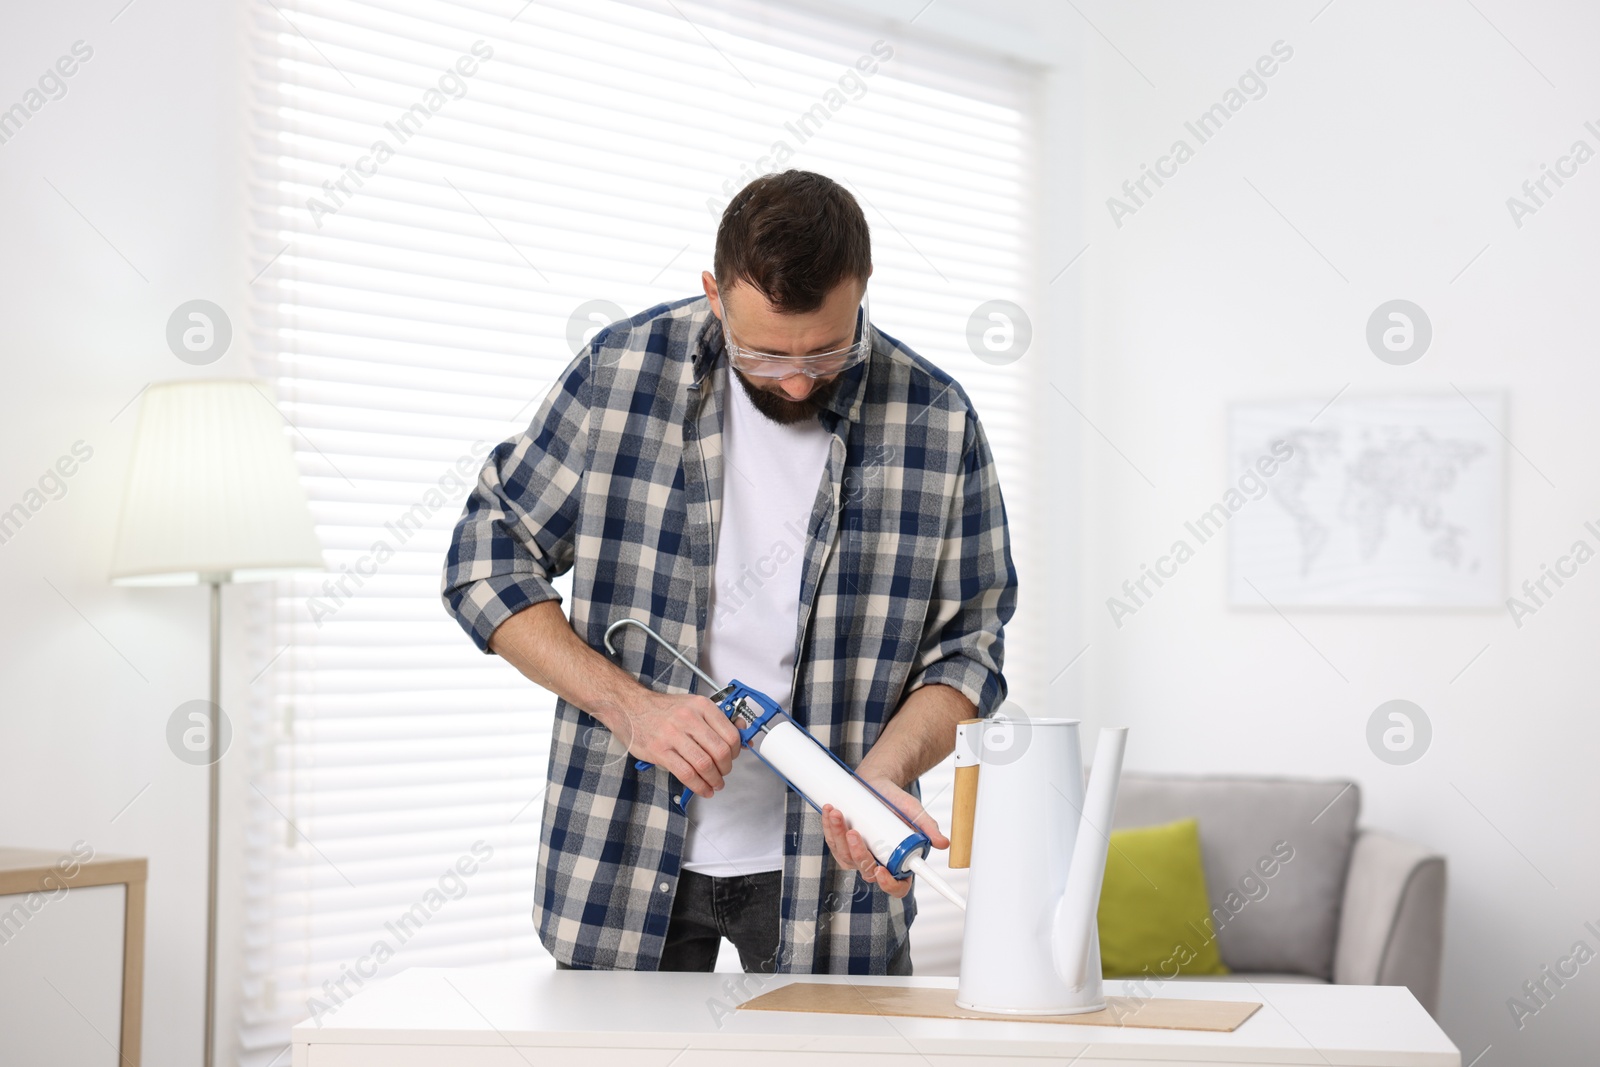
[110,379,324,585]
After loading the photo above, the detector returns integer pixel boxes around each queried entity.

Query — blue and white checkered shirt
[442,294,1016,972]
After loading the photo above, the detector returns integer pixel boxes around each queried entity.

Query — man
[442,169,1015,975]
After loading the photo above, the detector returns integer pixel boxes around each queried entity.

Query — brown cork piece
[738,981,1261,1033]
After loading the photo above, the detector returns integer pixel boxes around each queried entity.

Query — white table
[291,961,1459,1066]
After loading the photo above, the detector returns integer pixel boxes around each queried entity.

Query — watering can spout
[1052,727,1129,990]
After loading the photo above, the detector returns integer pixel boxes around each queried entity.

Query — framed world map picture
[1228,392,1507,608]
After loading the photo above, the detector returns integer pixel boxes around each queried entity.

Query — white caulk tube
[599,621,968,909]
[748,719,967,911]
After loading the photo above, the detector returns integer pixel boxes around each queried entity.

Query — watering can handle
[948,719,982,869]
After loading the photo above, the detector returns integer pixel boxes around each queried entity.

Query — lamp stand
[204,578,222,1067]
[108,378,324,1066]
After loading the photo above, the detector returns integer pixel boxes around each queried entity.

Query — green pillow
[1097,816,1230,978]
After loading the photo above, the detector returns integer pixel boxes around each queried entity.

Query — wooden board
[739,981,1261,1032]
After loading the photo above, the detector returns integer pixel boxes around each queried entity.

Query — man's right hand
[485,602,742,799]
[620,691,741,799]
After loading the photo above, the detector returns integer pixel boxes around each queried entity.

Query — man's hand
[619,691,741,799]
[485,604,742,800]
[820,776,949,899]
[817,684,970,898]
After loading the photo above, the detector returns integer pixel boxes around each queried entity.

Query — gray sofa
[1110,774,1447,1015]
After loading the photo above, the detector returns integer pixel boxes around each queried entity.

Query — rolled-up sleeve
[904,410,1017,716]
[442,353,592,653]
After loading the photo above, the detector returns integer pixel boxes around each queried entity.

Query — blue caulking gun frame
[602,616,964,904]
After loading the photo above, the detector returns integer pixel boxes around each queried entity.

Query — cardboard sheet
[738,981,1261,1032]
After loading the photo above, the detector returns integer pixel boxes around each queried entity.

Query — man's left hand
[820,776,949,899]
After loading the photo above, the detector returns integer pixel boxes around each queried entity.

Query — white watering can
[946,712,1130,1015]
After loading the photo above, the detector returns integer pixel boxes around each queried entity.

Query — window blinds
[243,0,1037,1058]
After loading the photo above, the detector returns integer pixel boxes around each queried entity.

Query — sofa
[909,774,1447,1015]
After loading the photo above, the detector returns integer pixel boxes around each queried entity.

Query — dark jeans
[557,868,912,974]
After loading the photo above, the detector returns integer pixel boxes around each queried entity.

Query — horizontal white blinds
[244,0,1037,1058]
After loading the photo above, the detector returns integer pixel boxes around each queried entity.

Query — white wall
[1074,2,1599,1064]
[5,0,1596,1064]
[0,2,251,1065]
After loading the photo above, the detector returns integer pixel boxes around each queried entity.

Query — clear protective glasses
[719,291,872,380]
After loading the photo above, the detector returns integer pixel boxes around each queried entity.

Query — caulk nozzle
[906,855,966,911]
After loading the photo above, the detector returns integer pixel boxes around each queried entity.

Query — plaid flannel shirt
[442,294,1016,973]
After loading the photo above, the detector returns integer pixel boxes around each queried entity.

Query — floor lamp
[110,379,324,1067]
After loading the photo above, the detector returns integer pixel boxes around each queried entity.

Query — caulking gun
[603,617,966,910]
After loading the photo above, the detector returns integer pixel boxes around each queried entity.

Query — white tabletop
[291,961,1459,1066]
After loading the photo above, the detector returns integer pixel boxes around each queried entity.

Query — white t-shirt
[679,366,833,876]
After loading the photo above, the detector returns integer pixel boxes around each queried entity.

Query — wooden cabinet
[0,847,146,1067]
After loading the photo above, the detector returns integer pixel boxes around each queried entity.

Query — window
[244,0,1038,1057]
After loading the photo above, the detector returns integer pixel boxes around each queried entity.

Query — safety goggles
[719,292,872,380]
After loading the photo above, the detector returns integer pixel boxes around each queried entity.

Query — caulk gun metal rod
[603,618,722,693]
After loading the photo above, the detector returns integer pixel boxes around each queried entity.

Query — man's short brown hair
[714,170,872,314]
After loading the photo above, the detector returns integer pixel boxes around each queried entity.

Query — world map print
[1229,393,1506,607]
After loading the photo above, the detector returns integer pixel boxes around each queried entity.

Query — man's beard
[731,366,840,426]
